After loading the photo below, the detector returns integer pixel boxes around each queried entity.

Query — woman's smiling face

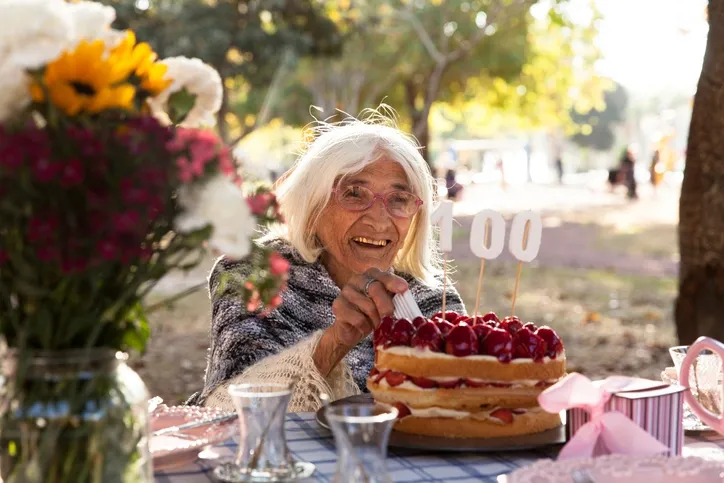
[316,156,415,286]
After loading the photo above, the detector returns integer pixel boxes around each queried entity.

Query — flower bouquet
[0,1,287,481]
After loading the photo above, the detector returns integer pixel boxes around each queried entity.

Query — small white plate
[151,405,238,471]
[501,454,724,483]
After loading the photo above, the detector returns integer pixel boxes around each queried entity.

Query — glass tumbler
[325,402,398,483]
[213,382,314,482]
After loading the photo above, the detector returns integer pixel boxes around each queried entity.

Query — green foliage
[101,0,344,143]
[570,81,628,151]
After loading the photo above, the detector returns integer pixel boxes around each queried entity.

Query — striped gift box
[567,382,686,456]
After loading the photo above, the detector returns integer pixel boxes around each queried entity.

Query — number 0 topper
[509,211,542,316]
[469,210,506,317]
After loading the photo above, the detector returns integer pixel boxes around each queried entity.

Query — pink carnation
[268,251,290,276]
[247,192,274,215]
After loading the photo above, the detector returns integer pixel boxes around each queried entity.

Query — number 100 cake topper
[431,200,542,317]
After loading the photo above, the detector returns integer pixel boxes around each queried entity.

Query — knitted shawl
[189,238,466,410]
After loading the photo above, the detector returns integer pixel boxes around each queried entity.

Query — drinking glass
[213,382,315,482]
[325,402,398,483]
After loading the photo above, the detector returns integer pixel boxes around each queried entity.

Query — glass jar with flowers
[0,1,287,482]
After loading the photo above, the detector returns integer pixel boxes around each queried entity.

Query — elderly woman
[192,120,466,411]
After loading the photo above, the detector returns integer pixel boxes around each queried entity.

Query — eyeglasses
[333,185,423,218]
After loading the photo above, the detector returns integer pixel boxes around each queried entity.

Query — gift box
[539,374,685,459]
[567,380,686,456]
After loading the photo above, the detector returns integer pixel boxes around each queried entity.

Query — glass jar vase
[0,349,152,483]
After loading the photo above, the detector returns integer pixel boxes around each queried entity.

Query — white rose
[147,56,223,128]
[175,175,256,260]
[65,1,117,45]
[0,0,75,70]
[0,61,30,122]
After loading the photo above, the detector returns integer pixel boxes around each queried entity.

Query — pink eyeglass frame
[332,187,423,219]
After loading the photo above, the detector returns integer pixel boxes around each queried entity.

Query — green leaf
[167,88,197,125]
[121,302,151,354]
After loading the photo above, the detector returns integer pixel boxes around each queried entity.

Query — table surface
[153,412,724,483]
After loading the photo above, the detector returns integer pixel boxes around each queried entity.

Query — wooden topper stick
[510,220,531,316]
[473,220,491,318]
[442,252,448,316]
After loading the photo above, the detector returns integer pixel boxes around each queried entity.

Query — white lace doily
[505,455,724,483]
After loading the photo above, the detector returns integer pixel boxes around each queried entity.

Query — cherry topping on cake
[472,323,492,345]
[482,312,500,324]
[432,311,461,323]
[437,378,462,389]
[512,327,547,361]
[393,402,411,419]
[411,316,427,330]
[445,322,479,357]
[410,376,438,389]
[523,322,538,332]
[411,321,444,352]
[435,319,455,337]
[490,408,514,424]
[375,315,395,346]
[481,328,514,362]
[500,316,523,334]
[385,371,406,387]
[388,318,414,346]
[444,311,460,323]
[536,326,563,358]
[457,315,473,325]
[369,367,379,378]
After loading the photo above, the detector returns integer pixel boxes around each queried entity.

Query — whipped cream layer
[408,405,543,423]
[374,377,560,391]
[378,345,564,363]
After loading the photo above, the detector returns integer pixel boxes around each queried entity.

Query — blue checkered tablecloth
[154,412,724,482]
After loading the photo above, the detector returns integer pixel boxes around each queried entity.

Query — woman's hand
[313,268,408,377]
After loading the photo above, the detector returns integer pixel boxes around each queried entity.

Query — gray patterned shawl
[188,238,466,405]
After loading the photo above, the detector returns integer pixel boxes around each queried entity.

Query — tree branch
[445,0,529,64]
[396,7,445,63]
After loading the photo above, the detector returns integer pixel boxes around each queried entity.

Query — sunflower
[111,31,172,98]
[39,39,136,116]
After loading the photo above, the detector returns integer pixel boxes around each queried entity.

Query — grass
[593,223,679,261]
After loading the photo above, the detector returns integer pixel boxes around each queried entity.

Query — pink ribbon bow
[538,373,670,460]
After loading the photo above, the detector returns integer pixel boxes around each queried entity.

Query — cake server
[392,291,423,320]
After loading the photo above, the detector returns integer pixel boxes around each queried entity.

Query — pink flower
[36,246,59,262]
[96,239,120,261]
[60,159,84,187]
[28,215,59,242]
[142,167,167,187]
[61,257,87,274]
[246,291,260,312]
[146,195,165,221]
[113,211,141,233]
[176,157,194,183]
[189,138,216,167]
[268,295,283,309]
[268,251,290,276]
[31,157,60,182]
[120,178,150,205]
[247,192,274,215]
[0,143,24,171]
[218,146,235,176]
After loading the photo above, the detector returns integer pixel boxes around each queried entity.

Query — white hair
[261,110,442,284]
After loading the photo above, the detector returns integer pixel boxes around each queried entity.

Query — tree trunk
[675,0,724,345]
[413,114,430,163]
